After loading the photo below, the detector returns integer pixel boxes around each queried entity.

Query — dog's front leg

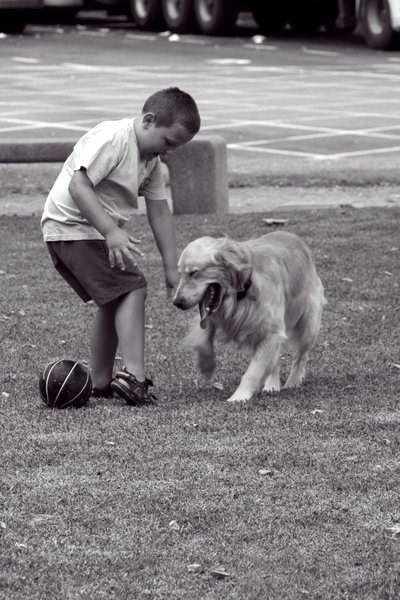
[227,336,283,403]
[185,320,217,380]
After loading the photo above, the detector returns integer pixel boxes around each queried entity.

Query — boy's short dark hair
[142,87,201,135]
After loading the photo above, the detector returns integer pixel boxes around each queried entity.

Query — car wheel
[193,0,239,35]
[360,0,400,49]
[161,0,197,33]
[130,0,166,31]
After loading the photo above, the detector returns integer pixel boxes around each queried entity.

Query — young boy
[41,87,201,406]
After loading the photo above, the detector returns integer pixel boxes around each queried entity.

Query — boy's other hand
[105,228,143,270]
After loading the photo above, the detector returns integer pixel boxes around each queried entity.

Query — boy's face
[136,113,194,161]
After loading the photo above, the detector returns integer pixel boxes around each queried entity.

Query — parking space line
[318,146,400,160]
[228,143,400,160]
[124,33,157,41]
[302,47,340,56]
[228,144,324,159]
[242,44,277,51]
[0,117,90,132]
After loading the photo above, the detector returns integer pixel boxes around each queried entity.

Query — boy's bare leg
[90,298,119,388]
[115,287,147,382]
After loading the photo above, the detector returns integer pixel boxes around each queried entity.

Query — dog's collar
[237,278,252,300]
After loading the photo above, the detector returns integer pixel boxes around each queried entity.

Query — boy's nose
[162,149,173,157]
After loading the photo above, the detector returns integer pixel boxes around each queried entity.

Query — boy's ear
[142,112,156,129]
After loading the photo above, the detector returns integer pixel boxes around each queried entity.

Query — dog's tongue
[199,285,214,329]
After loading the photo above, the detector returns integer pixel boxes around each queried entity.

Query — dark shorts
[47,240,147,306]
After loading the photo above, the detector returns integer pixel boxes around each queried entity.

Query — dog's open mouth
[199,283,222,329]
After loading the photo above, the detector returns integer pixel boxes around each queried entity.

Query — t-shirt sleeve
[73,137,119,188]
[139,158,166,200]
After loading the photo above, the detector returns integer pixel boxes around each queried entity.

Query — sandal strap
[117,370,153,388]
[112,368,156,406]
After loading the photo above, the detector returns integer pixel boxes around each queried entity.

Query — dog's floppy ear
[215,240,252,294]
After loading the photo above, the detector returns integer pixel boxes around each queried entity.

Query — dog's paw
[283,375,304,389]
[226,391,252,403]
[197,354,216,380]
[263,376,281,393]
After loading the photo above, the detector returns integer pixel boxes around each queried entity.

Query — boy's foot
[92,381,115,398]
[111,367,157,406]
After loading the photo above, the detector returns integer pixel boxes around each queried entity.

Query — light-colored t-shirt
[41,118,166,241]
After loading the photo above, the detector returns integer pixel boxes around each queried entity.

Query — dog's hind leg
[284,284,324,388]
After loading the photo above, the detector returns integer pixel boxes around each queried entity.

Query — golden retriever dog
[173,231,326,402]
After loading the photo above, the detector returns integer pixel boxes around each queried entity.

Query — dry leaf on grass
[169,520,180,531]
[187,564,203,573]
[385,524,400,537]
[262,218,289,226]
[210,569,230,579]
[213,382,224,390]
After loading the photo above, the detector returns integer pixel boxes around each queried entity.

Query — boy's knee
[130,285,147,301]
[138,285,147,300]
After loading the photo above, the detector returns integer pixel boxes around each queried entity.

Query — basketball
[39,360,92,409]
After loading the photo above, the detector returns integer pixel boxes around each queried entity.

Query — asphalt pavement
[1,13,400,215]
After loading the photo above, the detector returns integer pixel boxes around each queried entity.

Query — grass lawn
[0,207,399,600]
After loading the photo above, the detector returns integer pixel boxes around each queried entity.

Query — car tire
[130,0,166,31]
[193,0,239,35]
[161,0,197,33]
[360,0,400,49]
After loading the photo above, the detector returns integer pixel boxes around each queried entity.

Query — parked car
[0,0,126,32]
[126,0,400,50]
[0,0,43,33]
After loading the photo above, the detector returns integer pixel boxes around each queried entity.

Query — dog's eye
[187,270,199,277]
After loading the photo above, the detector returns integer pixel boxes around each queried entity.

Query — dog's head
[173,236,252,329]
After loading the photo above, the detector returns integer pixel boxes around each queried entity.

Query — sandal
[111,367,157,406]
[92,381,115,399]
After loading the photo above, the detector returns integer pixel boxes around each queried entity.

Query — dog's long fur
[173,231,326,402]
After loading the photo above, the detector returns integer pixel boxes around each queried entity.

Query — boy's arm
[69,168,143,270]
[145,198,179,297]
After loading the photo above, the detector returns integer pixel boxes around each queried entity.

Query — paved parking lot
[1,16,400,212]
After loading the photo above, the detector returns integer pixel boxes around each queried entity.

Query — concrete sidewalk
[1,184,399,217]
[1,160,400,217]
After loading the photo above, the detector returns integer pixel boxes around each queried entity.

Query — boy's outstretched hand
[165,266,180,299]
[105,228,143,270]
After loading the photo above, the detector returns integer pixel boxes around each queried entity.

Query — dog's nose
[173,298,184,309]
